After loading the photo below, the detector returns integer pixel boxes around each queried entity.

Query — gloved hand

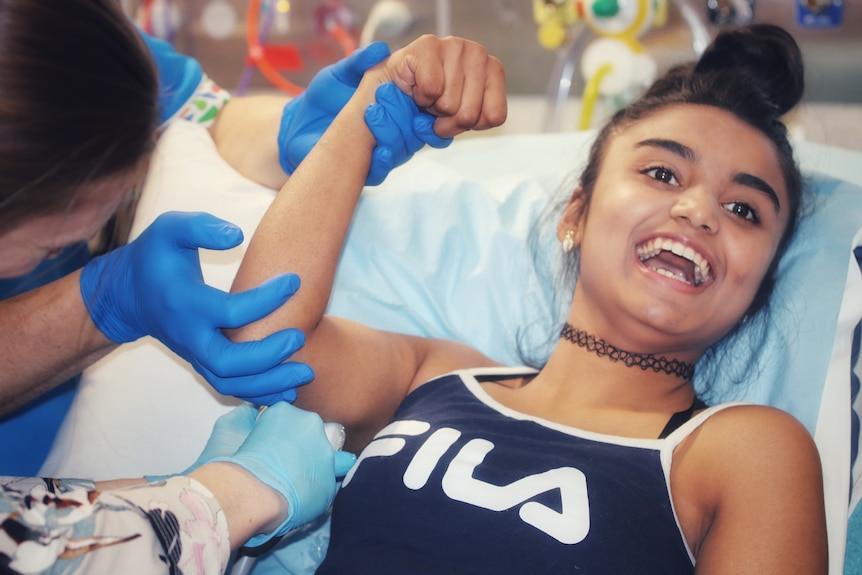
[209,402,356,548]
[363,82,453,181]
[146,403,258,483]
[80,211,313,405]
[191,403,258,466]
[277,42,450,186]
[278,42,389,181]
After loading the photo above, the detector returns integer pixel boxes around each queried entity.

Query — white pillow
[41,120,862,574]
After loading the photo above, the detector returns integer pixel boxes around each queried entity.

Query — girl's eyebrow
[635,138,781,213]
[734,173,781,213]
[635,138,697,162]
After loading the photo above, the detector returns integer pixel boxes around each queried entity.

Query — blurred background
[125,0,861,150]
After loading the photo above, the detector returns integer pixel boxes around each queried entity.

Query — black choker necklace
[560,323,695,381]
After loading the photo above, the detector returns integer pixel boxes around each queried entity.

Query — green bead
[592,0,620,18]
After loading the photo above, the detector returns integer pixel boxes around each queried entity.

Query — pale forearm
[0,271,115,415]
[190,462,286,547]
[97,464,285,551]
[210,94,292,190]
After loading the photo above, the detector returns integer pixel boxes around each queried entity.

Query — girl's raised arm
[228,36,506,448]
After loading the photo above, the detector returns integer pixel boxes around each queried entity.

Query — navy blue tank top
[318,367,734,574]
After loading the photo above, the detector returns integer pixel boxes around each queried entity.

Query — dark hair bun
[695,24,805,117]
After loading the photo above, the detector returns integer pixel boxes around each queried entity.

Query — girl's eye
[723,201,760,224]
[643,167,679,186]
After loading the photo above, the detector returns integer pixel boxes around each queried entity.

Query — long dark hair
[0,0,158,234]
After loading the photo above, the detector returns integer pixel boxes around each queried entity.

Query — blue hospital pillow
[701,173,862,419]
[331,137,862,434]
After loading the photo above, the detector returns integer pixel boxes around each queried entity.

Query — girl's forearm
[228,81,378,342]
[227,35,507,345]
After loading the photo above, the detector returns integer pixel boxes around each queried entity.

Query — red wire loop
[246,0,357,96]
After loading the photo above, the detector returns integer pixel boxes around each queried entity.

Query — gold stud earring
[562,230,575,253]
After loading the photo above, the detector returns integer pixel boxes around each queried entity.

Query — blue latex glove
[80,211,313,405]
[364,82,453,179]
[210,402,356,548]
[191,403,257,465]
[146,403,258,483]
[278,42,389,181]
[277,42,450,186]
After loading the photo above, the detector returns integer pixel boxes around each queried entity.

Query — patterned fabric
[175,77,231,128]
[0,476,229,574]
[139,31,230,128]
[319,367,738,575]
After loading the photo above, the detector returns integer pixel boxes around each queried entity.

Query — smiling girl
[230,25,826,574]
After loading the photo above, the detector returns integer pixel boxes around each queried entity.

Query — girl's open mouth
[636,237,712,287]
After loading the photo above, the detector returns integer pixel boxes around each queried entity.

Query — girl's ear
[556,188,586,248]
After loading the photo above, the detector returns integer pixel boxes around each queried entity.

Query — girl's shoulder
[698,403,814,448]
[674,402,823,525]
[679,402,819,472]
[671,403,827,571]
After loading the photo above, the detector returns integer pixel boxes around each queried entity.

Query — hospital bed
[41,119,862,574]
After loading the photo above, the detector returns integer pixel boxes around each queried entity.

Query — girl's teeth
[636,237,712,286]
[655,268,692,285]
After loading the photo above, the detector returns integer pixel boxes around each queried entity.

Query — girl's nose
[669,188,719,233]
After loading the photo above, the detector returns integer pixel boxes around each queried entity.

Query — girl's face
[565,104,790,361]
[0,169,142,278]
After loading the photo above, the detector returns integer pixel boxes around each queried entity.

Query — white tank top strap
[660,401,752,452]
